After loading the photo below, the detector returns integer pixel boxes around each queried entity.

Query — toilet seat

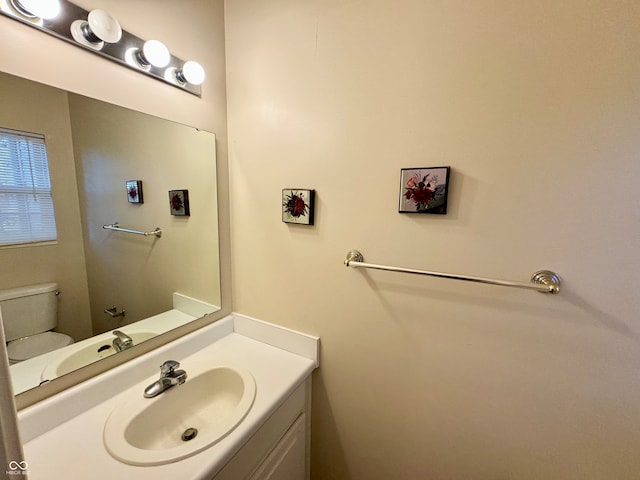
[7,331,74,363]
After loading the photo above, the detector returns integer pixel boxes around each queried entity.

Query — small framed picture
[126,180,143,204]
[399,166,450,214]
[169,189,190,216]
[282,188,315,225]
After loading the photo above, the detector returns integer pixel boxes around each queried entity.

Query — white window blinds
[0,128,57,246]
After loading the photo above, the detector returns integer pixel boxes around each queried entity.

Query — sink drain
[181,428,198,442]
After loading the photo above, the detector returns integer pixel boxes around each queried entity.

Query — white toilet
[1,282,74,364]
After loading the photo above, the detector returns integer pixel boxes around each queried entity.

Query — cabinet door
[249,414,306,480]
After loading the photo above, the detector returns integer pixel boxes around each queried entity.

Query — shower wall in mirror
[0,71,221,394]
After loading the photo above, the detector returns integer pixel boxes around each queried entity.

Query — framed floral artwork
[282,189,315,225]
[169,189,190,216]
[399,166,450,214]
[126,180,143,204]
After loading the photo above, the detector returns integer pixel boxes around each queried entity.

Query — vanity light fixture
[174,60,206,86]
[70,8,122,50]
[140,40,170,67]
[0,0,203,96]
[125,39,171,72]
[9,0,60,19]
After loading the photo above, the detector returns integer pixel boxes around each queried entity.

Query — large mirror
[0,71,221,395]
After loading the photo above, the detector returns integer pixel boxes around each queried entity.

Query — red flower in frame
[404,172,439,211]
[283,191,309,218]
[171,193,184,211]
[128,186,138,201]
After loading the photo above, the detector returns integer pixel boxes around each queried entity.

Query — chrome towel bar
[344,250,560,294]
[102,223,162,238]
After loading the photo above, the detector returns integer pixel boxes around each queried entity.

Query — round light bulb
[181,61,205,86]
[15,0,60,19]
[87,9,122,43]
[142,40,170,68]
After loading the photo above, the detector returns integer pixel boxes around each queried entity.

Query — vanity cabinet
[19,315,319,480]
[214,379,311,480]
[249,413,306,480]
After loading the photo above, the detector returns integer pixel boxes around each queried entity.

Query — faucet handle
[112,330,132,344]
[160,360,180,376]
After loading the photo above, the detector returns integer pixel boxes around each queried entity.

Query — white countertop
[18,314,318,480]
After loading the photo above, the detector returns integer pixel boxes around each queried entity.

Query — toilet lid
[7,332,74,362]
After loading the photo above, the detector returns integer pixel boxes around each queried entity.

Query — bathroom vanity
[17,314,319,479]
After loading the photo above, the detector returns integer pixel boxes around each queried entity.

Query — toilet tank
[0,283,59,342]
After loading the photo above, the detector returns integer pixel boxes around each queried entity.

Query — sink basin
[103,365,256,465]
[41,330,157,380]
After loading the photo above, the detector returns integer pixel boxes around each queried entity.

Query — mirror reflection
[0,71,221,395]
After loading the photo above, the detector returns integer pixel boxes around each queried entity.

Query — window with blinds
[0,128,57,247]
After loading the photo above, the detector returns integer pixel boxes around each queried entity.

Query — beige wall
[0,72,92,341]
[225,1,640,479]
[68,95,220,334]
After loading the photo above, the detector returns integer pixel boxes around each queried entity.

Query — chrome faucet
[143,360,187,398]
[112,330,133,352]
